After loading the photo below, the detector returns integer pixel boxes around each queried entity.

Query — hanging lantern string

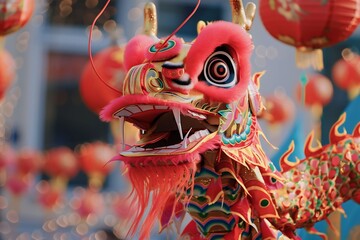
[88,0,122,94]
[300,73,308,106]
[148,0,201,64]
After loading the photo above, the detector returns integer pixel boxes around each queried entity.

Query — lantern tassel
[348,86,360,100]
[295,48,324,71]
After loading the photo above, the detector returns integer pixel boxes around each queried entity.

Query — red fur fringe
[124,162,197,240]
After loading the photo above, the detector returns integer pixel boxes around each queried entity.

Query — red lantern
[0,49,16,99]
[259,0,360,70]
[261,92,295,125]
[296,73,334,107]
[16,149,43,175]
[332,52,360,98]
[79,45,124,114]
[0,0,35,36]
[43,147,79,180]
[78,141,115,176]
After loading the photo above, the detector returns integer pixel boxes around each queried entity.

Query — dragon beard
[124,160,197,239]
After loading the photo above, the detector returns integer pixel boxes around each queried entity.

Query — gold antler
[229,0,256,31]
[143,2,158,36]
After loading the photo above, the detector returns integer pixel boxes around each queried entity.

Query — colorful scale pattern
[221,111,253,145]
[186,157,242,239]
[269,126,360,237]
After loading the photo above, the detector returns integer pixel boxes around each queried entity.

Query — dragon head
[101,1,262,167]
[100,1,266,238]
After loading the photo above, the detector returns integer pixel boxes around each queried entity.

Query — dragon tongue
[172,108,184,140]
[134,131,170,147]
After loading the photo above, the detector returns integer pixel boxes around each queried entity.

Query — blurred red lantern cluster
[0,0,35,36]
[332,51,360,99]
[4,148,43,197]
[43,147,79,180]
[79,45,125,114]
[259,0,360,70]
[78,141,116,189]
[37,147,78,210]
[78,141,115,176]
[0,49,16,99]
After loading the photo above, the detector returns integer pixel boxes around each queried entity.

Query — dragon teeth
[187,110,206,120]
[200,129,210,137]
[188,129,210,143]
[124,129,210,153]
[182,128,192,149]
[173,108,184,140]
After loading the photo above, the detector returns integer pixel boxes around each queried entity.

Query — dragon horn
[229,0,256,31]
[143,2,158,37]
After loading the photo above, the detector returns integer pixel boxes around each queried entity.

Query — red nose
[162,67,185,79]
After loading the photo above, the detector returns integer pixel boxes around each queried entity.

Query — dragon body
[100,1,360,239]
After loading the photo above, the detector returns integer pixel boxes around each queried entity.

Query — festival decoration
[77,141,116,189]
[16,149,42,175]
[259,0,360,70]
[79,45,124,114]
[100,1,360,239]
[332,50,360,99]
[0,0,35,36]
[0,48,16,100]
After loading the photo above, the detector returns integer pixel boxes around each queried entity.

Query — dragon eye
[202,50,237,88]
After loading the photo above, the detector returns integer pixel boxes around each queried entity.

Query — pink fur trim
[185,21,253,103]
[124,35,155,71]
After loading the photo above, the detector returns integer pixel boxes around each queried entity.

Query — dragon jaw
[101,94,237,166]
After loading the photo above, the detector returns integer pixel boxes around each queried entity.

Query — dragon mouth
[113,102,220,164]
